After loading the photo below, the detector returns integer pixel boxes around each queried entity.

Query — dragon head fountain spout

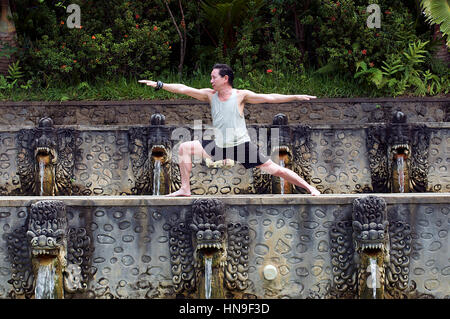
[26,200,67,298]
[352,196,389,299]
[189,198,227,298]
[190,199,227,262]
[27,200,67,264]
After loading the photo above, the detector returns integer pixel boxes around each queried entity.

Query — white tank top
[210,89,251,148]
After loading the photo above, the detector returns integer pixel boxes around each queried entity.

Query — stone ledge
[0,193,448,206]
[1,97,449,106]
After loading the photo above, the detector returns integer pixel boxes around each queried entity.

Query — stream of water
[153,159,161,195]
[397,156,405,193]
[35,263,56,299]
[39,159,45,196]
[280,160,285,195]
[369,257,378,299]
[204,256,212,299]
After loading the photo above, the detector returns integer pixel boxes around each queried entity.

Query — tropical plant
[355,40,447,96]
[0,60,32,89]
[420,0,450,46]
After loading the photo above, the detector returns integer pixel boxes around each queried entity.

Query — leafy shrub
[13,0,174,85]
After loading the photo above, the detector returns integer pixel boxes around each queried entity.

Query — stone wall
[0,97,448,126]
[0,123,450,196]
[0,124,448,195]
[0,194,448,299]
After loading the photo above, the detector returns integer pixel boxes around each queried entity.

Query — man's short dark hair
[213,63,234,86]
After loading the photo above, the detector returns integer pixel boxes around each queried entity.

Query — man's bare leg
[166,140,211,197]
[258,160,320,196]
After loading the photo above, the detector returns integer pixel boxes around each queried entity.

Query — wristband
[155,80,164,90]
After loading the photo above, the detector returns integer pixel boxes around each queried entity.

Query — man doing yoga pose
[139,64,320,196]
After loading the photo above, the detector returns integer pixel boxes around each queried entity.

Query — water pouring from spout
[369,257,378,299]
[39,159,45,196]
[204,255,212,299]
[153,159,161,195]
[35,262,56,299]
[279,160,285,195]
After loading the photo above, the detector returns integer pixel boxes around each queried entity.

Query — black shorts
[201,140,270,169]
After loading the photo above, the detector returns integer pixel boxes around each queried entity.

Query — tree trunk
[432,25,450,66]
[0,0,17,75]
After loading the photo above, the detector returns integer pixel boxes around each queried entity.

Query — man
[139,63,320,196]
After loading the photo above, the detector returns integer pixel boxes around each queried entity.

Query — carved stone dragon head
[189,198,227,264]
[26,200,68,265]
[352,196,389,254]
[34,117,58,164]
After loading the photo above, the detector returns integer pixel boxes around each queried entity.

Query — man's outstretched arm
[242,89,316,104]
[138,80,213,102]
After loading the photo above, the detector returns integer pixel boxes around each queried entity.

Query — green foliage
[3,0,447,98]
[420,0,450,46]
[312,0,420,76]
[13,0,174,86]
[265,4,302,73]
[0,61,32,91]
[354,40,449,96]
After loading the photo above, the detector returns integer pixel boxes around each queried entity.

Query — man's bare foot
[166,188,191,197]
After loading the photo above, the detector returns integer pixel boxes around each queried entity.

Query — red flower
[135,14,140,19]
[153,26,158,31]
[369,62,374,67]
[362,49,367,55]
[385,10,391,14]
[61,65,66,69]
[348,50,352,55]
[91,35,96,39]
[266,69,273,73]
[136,24,139,28]
[331,16,336,22]
[73,60,77,63]
[271,8,276,13]
[124,34,128,38]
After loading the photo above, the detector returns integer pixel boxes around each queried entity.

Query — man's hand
[297,95,317,101]
[138,80,157,88]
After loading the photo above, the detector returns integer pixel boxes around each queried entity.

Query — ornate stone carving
[329,196,416,299]
[225,222,250,291]
[329,219,356,298]
[5,200,92,298]
[366,112,430,193]
[6,224,33,297]
[384,219,412,298]
[168,199,250,296]
[190,198,227,254]
[27,200,68,264]
[168,212,195,293]
[16,117,76,195]
[129,113,180,195]
[65,227,92,293]
[352,196,389,254]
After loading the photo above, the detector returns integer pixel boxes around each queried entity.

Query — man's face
[210,68,228,90]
